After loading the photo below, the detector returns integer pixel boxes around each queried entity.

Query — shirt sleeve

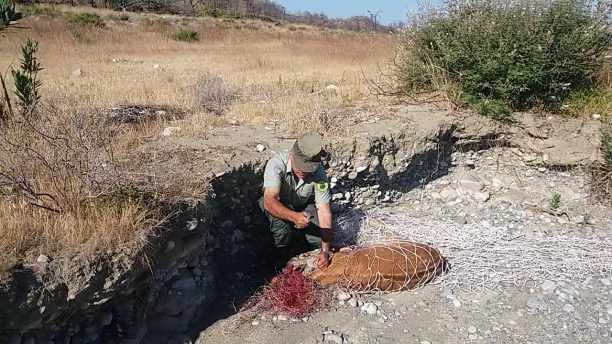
[263,155,284,189]
[313,165,331,204]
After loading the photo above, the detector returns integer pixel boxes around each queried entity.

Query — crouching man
[259,133,333,270]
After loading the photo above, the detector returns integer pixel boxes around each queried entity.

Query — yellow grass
[1,5,395,134]
[0,5,395,274]
[0,197,150,278]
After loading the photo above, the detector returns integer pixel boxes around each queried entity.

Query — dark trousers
[258,197,322,249]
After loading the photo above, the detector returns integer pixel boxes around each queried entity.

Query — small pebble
[468,326,477,334]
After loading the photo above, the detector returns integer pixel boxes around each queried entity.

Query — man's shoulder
[267,150,289,166]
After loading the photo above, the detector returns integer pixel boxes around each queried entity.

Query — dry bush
[0,102,156,275]
[191,73,239,115]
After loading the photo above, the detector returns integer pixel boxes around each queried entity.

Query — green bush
[602,122,612,166]
[65,12,106,28]
[395,0,611,120]
[171,28,199,42]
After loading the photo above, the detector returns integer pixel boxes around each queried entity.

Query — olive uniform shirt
[263,151,331,209]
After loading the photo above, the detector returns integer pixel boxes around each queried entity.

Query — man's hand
[315,251,331,270]
[291,211,310,229]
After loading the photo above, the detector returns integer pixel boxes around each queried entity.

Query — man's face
[290,154,309,180]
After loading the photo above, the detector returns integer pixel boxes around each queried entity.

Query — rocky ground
[196,147,612,344]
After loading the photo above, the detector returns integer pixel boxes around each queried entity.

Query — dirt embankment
[0,108,604,343]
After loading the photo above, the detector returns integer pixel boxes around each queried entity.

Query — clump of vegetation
[11,38,43,115]
[65,12,106,28]
[109,13,130,22]
[393,0,611,120]
[192,73,239,115]
[171,27,199,42]
[549,193,562,210]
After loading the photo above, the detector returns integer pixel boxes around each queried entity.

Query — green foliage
[396,0,612,120]
[11,38,42,114]
[562,86,612,118]
[0,0,23,33]
[198,5,230,18]
[109,13,130,22]
[65,12,106,28]
[581,211,593,225]
[171,28,199,42]
[602,122,612,166]
[549,192,562,210]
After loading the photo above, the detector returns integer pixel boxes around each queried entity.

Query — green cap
[292,133,325,173]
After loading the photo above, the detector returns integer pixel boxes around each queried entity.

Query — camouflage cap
[292,133,325,173]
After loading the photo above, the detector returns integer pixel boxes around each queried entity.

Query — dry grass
[0,197,150,279]
[2,5,395,134]
[0,5,395,275]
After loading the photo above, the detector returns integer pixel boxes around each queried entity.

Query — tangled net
[240,265,331,318]
[333,209,612,293]
[311,240,444,292]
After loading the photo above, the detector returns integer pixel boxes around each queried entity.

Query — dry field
[0,5,395,277]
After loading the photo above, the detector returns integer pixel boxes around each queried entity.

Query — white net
[332,209,612,292]
[311,240,444,292]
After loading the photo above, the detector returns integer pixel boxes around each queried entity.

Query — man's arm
[263,187,309,228]
[316,202,333,252]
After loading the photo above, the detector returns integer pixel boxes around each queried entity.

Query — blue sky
[276,1,425,25]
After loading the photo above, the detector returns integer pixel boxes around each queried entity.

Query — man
[260,132,334,270]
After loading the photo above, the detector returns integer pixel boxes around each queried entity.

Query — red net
[240,265,331,318]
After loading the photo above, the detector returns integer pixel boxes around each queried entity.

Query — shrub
[172,28,199,42]
[394,0,612,119]
[65,12,106,28]
[11,38,42,115]
[192,73,238,115]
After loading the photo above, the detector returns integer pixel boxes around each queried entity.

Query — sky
[275,1,426,25]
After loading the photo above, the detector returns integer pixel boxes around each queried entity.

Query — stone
[323,333,343,344]
[599,278,611,286]
[453,299,461,308]
[471,191,490,203]
[452,215,467,225]
[251,320,260,326]
[243,215,251,224]
[72,69,83,77]
[527,296,547,311]
[459,177,484,191]
[562,304,575,313]
[542,280,557,293]
[153,64,160,69]
[276,314,288,321]
[337,292,351,301]
[469,334,478,340]
[361,302,377,315]
[100,312,113,326]
[440,189,458,201]
[348,171,358,180]
[538,167,547,173]
[162,126,181,137]
[231,230,243,243]
[344,192,352,200]
[256,144,266,152]
[465,159,476,167]
[192,267,202,277]
[468,326,477,334]
[37,254,50,263]
[348,298,358,308]
[171,277,197,291]
[324,84,340,94]
[356,166,368,173]
[592,113,601,120]
[164,241,176,252]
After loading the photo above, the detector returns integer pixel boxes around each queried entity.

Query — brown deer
[308,241,444,292]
